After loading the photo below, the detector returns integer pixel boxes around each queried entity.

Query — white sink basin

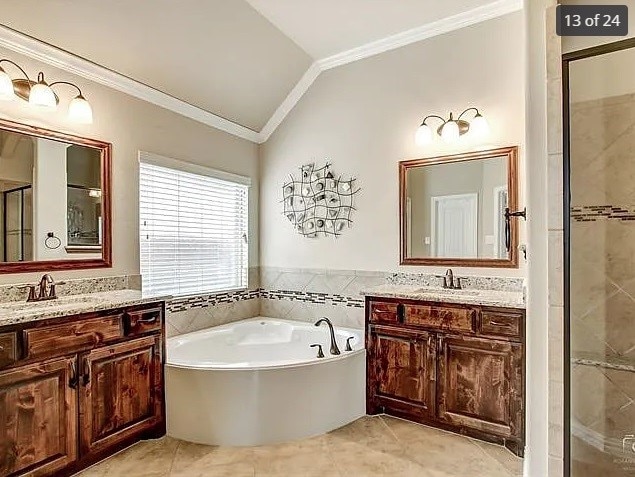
[413,287,481,296]
[0,295,104,314]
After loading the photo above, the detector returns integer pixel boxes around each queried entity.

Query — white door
[431,194,478,258]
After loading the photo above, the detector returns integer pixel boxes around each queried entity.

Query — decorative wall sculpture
[282,162,360,238]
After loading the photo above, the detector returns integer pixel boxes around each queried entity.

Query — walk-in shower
[564,38,635,476]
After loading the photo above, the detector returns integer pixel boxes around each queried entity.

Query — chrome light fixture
[415,107,489,146]
[0,58,94,124]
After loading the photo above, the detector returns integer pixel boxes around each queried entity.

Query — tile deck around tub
[76,415,522,477]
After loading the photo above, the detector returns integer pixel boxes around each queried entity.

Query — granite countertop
[361,285,525,309]
[0,289,172,326]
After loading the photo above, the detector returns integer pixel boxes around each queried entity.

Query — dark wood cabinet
[0,357,77,477]
[79,335,163,455]
[366,296,525,456]
[368,325,436,418]
[0,302,165,477]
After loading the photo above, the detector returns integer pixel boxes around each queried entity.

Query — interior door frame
[430,193,478,258]
[561,36,635,477]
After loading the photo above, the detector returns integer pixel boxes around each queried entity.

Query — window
[139,153,249,297]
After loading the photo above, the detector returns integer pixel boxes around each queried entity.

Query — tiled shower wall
[569,93,635,460]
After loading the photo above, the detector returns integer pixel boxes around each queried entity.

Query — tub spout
[314,317,341,355]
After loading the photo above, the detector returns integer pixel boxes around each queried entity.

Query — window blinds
[139,159,248,297]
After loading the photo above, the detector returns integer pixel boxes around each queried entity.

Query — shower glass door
[565,40,635,476]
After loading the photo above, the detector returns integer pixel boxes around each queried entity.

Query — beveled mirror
[400,146,518,268]
[0,118,111,273]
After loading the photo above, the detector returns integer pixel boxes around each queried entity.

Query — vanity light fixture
[415,107,489,146]
[0,59,94,124]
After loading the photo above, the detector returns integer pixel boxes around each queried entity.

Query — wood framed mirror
[400,146,519,268]
[0,118,112,273]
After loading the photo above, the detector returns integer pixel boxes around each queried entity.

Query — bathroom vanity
[364,286,525,456]
[0,292,167,477]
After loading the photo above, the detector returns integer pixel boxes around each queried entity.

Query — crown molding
[260,0,522,142]
[259,62,321,141]
[0,0,522,145]
[0,24,262,143]
[317,0,523,71]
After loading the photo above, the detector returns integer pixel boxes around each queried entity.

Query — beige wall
[260,12,526,276]
[0,46,259,285]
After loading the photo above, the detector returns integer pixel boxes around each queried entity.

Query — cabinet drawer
[125,307,163,336]
[369,302,399,324]
[405,304,476,333]
[24,315,124,360]
[0,332,19,368]
[480,310,522,339]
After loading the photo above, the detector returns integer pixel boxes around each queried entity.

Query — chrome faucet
[26,274,57,302]
[442,269,462,290]
[314,317,341,355]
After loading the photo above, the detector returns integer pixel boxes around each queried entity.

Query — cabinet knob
[345,337,354,352]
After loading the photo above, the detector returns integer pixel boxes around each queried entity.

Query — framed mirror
[399,146,518,268]
[0,118,111,273]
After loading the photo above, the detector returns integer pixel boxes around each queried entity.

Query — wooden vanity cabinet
[366,296,525,456]
[0,302,165,477]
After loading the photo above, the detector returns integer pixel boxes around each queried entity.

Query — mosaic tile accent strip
[167,288,261,313]
[571,205,635,222]
[0,275,141,303]
[572,356,635,373]
[260,289,364,308]
[386,273,524,292]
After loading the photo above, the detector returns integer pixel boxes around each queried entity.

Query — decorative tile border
[572,356,635,373]
[167,288,261,313]
[261,289,364,308]
[571,205,635,223]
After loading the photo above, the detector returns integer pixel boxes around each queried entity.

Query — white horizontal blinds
[139,160,248,297]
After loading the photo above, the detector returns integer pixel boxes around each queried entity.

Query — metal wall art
[282,162,360,238]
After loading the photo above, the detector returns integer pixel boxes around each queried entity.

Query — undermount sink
[0,294,104,313]
[413,287,481,296]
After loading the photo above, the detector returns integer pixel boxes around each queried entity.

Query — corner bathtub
[165,317,366,446]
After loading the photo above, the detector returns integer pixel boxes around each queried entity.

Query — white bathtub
[165,317,366,446]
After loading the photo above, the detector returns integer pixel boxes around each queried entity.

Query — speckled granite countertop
[0,289,171,326]
[361,285,525,309]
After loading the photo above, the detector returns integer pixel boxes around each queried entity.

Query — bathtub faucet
[314,317,341,355]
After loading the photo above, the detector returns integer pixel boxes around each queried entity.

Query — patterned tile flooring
[77,416,523,477]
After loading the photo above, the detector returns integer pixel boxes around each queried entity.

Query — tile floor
[77,416,523,477]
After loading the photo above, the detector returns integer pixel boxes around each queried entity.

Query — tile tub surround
[0,289,170,326]
[0,274,142,303]
[361,284,525,309]
[259,267,525,330]
[76,415,523,477]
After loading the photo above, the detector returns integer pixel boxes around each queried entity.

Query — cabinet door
[79,335,163,455]
[437,335,523,438]
[0,357,77,477]
[369,326,436,417]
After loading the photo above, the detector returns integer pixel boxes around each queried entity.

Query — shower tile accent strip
[571,205,635,222]
[572,357,635,373]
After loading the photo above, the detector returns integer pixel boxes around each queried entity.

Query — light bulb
[441,120,460,143]
[415,123,433,145]
[470,114,489,138]
[0,68,15,101]
[68,95,93,124]
[29,75,57,110]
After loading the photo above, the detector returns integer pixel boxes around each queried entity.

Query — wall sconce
[415,107,489,146]
[0,59,93,124]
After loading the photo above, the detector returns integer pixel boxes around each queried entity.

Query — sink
[413,287,481,296]
[0,295,104,314]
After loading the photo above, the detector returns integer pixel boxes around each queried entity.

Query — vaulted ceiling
[0,0,516,138]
